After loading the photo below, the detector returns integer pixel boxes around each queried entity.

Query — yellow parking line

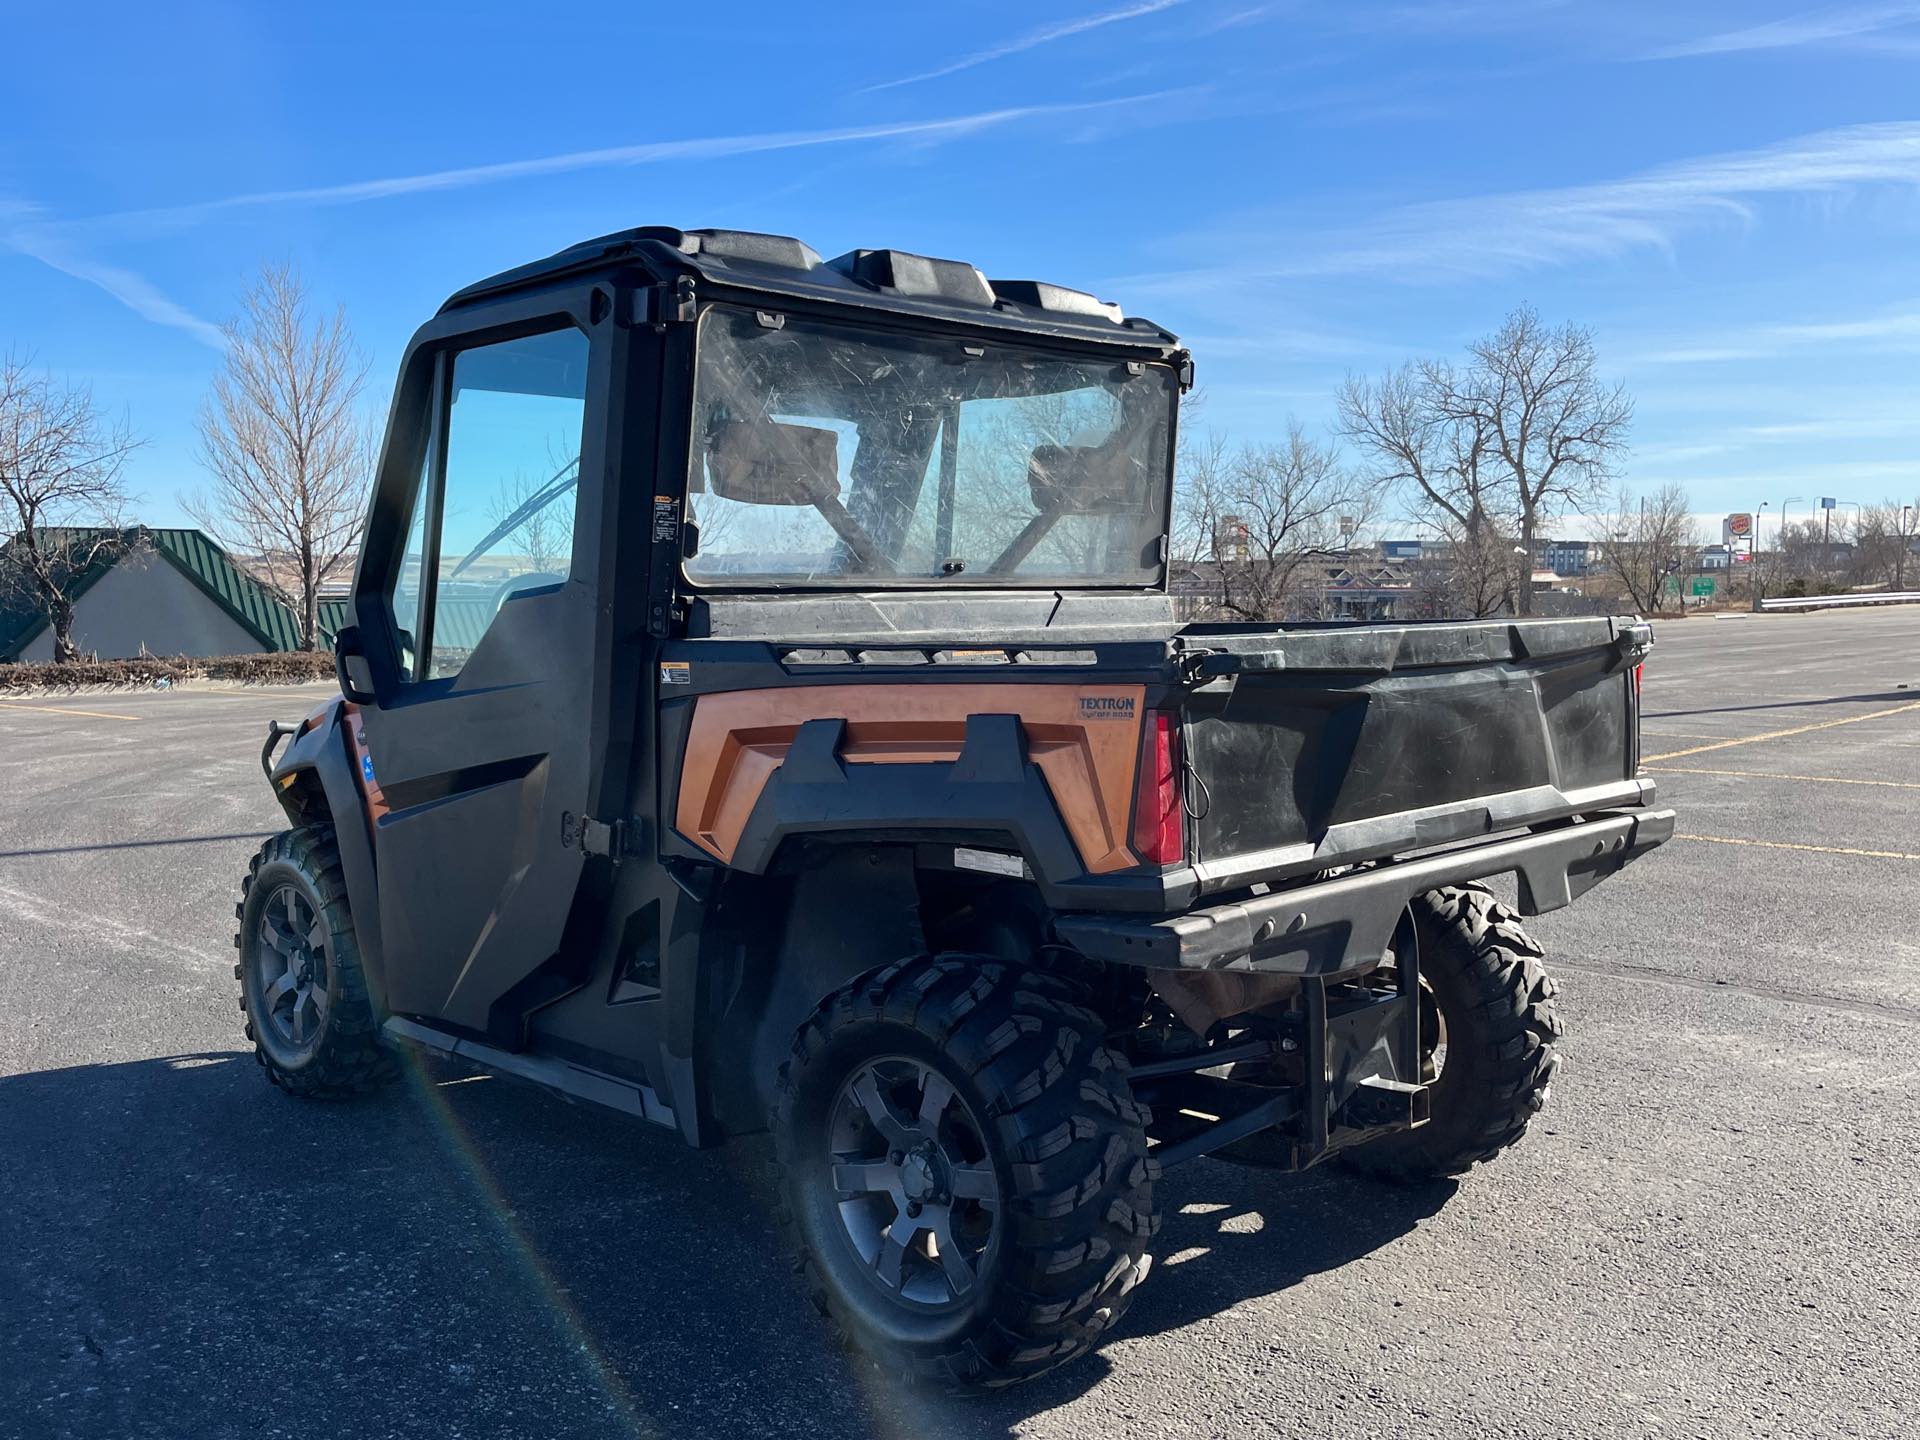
[1647,765,1920,791]
[1677,832,1920,862]
[1643,700,1920,762]
[0,699,141,722]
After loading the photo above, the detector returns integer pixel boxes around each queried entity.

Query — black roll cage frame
[342,260,1188,699]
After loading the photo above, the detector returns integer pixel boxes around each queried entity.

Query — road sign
[1690,576,1716,597]
[1663,575,1681,597]
[1821,497,1837,510]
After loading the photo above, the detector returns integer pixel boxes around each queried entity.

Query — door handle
[334,625,377,705]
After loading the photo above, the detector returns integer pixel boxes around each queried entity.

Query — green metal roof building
[0,527,336,662]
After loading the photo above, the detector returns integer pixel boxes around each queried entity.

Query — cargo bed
[1172,615,1657,893]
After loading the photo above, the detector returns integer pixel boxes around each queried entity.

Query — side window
[403,327,590,682]
[390,459,432,678]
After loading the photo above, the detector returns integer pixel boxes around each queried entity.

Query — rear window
[684,307,1177,588]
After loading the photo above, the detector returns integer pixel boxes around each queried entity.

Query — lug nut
[889,1149,904,1165]
[906,1201,922,1217]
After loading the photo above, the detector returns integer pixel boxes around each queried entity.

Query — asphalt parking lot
[3,607,1917,1440]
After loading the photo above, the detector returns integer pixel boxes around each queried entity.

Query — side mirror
[707,419,840,506]
[334,625,376,705]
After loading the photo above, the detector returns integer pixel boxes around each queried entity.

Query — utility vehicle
[241,226,1672,1391]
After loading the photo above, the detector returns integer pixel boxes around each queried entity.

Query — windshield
[684,307,1176,587]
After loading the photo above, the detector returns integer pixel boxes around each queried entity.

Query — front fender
[265,701,388,1010]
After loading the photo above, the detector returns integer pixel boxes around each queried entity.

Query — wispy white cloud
[1628,440,1736,466]
[1337,0,1572,36]
[857,0,1190,94]
[56,95,1184,243]
[1625,304,1920,365]
[1,205,225,349]
[1198,2,1289,33]
[1133,120,1920,295]
[1647,3,1920,59]
[1631,459,1920,489]
[10,95,1183,340]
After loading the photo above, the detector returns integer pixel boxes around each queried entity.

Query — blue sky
[4,0,1918,543]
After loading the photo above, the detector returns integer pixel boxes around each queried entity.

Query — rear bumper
[1056,806,1675,974]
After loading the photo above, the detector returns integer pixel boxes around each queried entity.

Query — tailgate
[1176,616,1654,892]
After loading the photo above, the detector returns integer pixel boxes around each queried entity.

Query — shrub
[0,651,335,693]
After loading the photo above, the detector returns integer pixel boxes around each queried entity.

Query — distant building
[1538,538,1594,577]
[0,527,326,662]
[1170,551,1413,621]
[1378,539,1425,562]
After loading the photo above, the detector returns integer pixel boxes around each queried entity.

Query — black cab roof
[441,226,1184,356]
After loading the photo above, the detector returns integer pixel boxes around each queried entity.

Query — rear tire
[773,956,1157,1392]
[1342,883,1562,1182]
[234,825,398,1099]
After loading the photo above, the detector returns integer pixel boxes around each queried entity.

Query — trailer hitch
[1133,941,1430,1172]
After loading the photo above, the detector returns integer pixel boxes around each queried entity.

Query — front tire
[773,956,1157,1392]
[1342,883,1562,1181]
[234,825,398,1098]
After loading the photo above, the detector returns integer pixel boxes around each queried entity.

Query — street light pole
[1830,499,1864,572]
[1778,495,1802,549]
[1901,504,1914,591]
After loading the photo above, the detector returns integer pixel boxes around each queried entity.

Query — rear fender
[703,847,926,1134]
[266,700,387,1009]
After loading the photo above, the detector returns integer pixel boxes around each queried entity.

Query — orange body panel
[339,702,391,831]
[674,683,1148,873]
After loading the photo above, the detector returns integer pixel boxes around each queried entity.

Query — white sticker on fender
[954,847,1027,879]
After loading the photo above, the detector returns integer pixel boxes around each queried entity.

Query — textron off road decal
[1079,695,1137,720]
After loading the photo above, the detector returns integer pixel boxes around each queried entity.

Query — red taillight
[1633,661,1644,700]
[1131,710,1185,866]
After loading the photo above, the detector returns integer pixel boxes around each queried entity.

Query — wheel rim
[252,882,331,1054]
[824,1057,1000,1309]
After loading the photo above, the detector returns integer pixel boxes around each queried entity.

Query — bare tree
[190,264,371,650]
[1433,308,1632,614]
[1420,511,1524,618]
[1338,363,1516,617]
[0,352,142,661]
[486,460,574,579]
[1177,423,1376,621]
[1595,483,1699,615]
[1338,364,1490,532]
[1755,517,1849,598]
[1169,422,1228,569]
[1852,499,1920,589]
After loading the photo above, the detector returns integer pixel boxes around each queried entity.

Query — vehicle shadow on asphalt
[0,831,277,861]
[1113,1161,1454,1344]
[0,1051,1447,1440]
[1644,687,1912,719]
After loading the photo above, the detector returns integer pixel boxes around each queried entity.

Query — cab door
[341,287,645,1040]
